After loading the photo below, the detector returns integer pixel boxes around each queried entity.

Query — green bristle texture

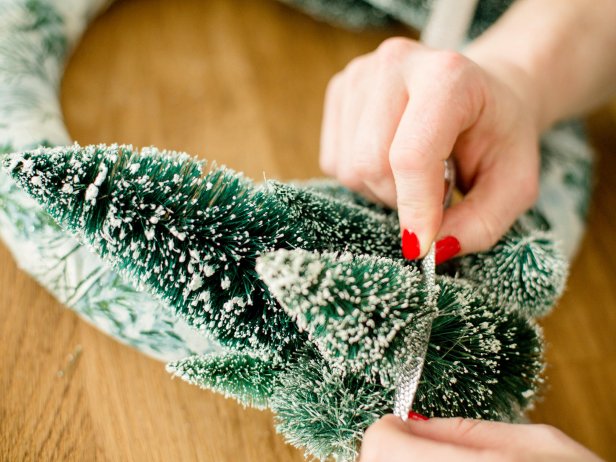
[167,352,280,409]
[257,249,428,381]
[269,182,405,259]
[259,250,544,422]
[270,349,391,462]
[458,222,568,317]
[291,178,396,215]
[413,278,544,420]
[3,144,304,355]
[3,144,554,462]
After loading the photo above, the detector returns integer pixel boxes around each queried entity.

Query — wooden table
[1,0,615,460]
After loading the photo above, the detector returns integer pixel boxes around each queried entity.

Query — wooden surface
[1,0,615,460]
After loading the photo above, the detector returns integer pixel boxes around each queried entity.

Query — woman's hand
[359,415,602,462]
[319,37,541,262]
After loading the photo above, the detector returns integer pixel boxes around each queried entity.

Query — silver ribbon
[393,159,455,421]
[393,243,437,420]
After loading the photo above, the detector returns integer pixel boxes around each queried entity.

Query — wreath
[0,1,594,460]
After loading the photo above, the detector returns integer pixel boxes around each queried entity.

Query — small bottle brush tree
[4,144,566,461]
[256,250,544,419]
[459,218,568,316]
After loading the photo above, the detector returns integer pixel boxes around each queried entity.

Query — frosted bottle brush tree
[3,143,567,460]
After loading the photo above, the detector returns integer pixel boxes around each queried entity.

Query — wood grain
[1,0,615,460]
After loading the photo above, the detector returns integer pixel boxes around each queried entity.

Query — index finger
[390,93,460,259]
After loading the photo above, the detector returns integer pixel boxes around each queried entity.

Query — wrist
[463,46,555,133]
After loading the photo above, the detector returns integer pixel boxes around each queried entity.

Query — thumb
[438,144,539,256]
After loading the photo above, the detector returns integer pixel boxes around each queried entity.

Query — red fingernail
[402,229,420,260]
[435,235,461,265]
[408,411,429,421]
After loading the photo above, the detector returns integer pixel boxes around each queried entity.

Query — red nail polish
[435,236,461,265]
[401,229,420,260]
[408,411,429,421]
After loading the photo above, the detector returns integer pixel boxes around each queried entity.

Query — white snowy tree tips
[460,223,568,316]
[258,248,544,422]
[270,351,391,462]
[2,144,305,354]
[257,249,428,382]
[269,182,402,257]
[166,352,280,409]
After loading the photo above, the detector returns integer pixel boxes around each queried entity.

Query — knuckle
[389,142,430,173]
[474,206,504,248]
[359,417,391,461]
[432,50,470,77]
[352,149,389,181]
[369,414,398,434]
[325,73,343,98]
[377,37,414,61]
[519,173,540,205]
[533,424,569,443]
[324,77,343,108]
[420,51,485,130]
[344,55,369,77]
[337,169,362,190]
[361,420,380,444]
[318,155,336,177]
[480,218,501,248]
[524,182,539,206]
[389,151,411,174]
[327,72,343,89]
[426,51,476,100]
[351,158,378,181]
[449,417,484,437]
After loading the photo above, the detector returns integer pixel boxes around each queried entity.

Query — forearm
[464,0,616,132]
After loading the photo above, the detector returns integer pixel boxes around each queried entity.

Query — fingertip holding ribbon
[408,411,430,421]
[400,158,457,263]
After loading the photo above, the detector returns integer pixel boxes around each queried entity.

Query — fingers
[338,58,370,191]
[404,417,593,458]
[320,57,386,203]
[320,39,531,259]
[438,142,540,255]
[359,415,490,462]
[350,80,405,206]
[405,417,533,450]
[361,416,600,462]
[319,73,343,177]
[349,43,409,206]
[388,48,484,258]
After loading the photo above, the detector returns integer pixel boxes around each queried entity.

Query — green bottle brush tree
[3,144,567,461]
